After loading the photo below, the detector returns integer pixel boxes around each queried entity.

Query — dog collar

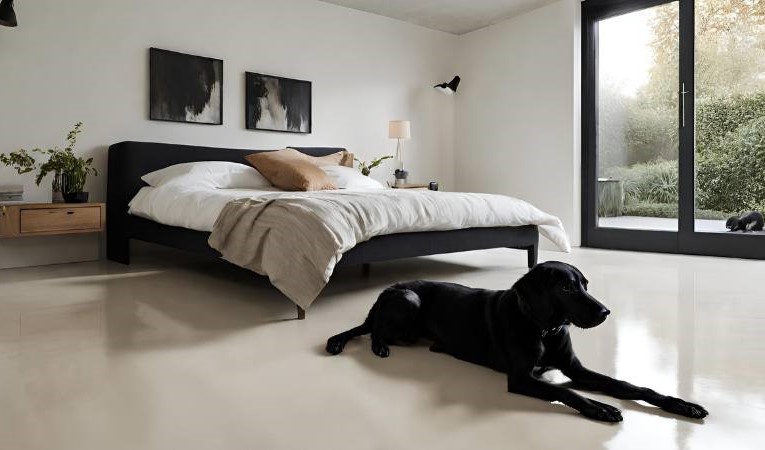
[541,325,564,338]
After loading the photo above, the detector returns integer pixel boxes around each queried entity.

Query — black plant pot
[63,192,89,203]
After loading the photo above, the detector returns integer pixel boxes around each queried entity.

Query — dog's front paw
[372,341,390,358]
[661,397,708,419]
[325,337,346,355]
[580,399,623,423]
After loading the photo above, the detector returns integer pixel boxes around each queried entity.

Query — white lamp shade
[388,120,411,139]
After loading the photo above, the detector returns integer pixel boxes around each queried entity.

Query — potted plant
[0,122,96,203]
[354,155,392,176]
[61,153,97,203]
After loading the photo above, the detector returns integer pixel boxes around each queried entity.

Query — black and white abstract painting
[246,73,311,133]
[150,48,223,125]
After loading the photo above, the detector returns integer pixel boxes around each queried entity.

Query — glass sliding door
[693,0,765,234]
[596,2,679,232]
[583,0,682,253]
[584,0,765,258]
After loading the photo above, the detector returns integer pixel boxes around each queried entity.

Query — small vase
[52,173,65,203]
[52,190,65,203]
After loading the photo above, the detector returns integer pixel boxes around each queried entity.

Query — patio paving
[598,216,727,232]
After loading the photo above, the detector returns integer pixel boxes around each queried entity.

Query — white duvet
[130,185,571,308]
[129,185,286,232]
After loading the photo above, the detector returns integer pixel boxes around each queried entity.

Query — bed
[106,141,547,319]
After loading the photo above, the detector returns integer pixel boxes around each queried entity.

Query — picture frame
[149,48,223,125]
[245,72,312,134]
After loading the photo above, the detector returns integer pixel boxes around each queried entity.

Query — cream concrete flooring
[0,244,763,450]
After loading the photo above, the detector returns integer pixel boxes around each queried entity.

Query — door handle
[681,82,689,128]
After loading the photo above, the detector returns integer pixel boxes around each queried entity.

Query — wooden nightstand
[0,203,105,238]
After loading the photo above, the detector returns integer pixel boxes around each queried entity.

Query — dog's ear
[569,264,589,289]
[513,268,556,329]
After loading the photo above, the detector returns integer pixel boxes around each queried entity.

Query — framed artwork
[149,48,223,125]
[246,72,311,133]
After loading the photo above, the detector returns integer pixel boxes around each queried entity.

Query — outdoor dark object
[726,211,764,232]
[326,261,708,422]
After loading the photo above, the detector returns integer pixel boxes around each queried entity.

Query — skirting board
[0,234,101,269]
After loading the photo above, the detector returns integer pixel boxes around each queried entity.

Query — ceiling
[318,0,558,35]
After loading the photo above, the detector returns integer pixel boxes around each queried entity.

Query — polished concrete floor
[0,244,763,450]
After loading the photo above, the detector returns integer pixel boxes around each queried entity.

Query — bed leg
[296,306,306,320]
[527,244,538,269]
[107,233,130,265]
[362,263,371,277]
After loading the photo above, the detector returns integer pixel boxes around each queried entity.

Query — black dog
[326,262,708,423]
[726,211,764,232]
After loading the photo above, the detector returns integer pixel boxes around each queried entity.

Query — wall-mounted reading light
[0,0,17,27]
[434,76,461,95]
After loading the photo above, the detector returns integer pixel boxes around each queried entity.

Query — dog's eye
[561,282,576,293]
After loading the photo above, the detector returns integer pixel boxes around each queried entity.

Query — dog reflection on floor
[326,261,708,423]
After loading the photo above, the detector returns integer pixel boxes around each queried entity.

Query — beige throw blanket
[208,190,570,309]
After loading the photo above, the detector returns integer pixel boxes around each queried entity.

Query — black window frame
[581,0,765,259]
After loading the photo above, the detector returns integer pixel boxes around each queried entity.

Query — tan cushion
[286,148,354,168]
[245,150,337,191]
[341,152,355,168]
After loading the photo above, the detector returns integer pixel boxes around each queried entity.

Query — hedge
[607,93,765,215]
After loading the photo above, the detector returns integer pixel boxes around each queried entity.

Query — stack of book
[0,185,24,203]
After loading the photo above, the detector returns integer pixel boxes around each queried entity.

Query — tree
[646,0,765,102]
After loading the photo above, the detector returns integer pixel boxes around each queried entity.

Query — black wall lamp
[434,76,461,96]
[0,0,17,27]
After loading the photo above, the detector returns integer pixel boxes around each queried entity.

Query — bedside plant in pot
[0,122,96,203]
[61,154,97,203]
[354,155,393,176]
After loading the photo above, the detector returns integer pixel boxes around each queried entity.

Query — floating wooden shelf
[0,203,105,238]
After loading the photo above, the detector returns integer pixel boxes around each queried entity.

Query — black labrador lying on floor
[326,261,708,422]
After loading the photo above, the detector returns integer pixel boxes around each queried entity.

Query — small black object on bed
[106,141,539,319]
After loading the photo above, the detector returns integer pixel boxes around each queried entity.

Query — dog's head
[374,288,421,344]
[513,261,610,330]
[726,216,741,230]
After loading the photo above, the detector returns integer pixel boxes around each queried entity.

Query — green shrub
[696,94,765,155]
[602,160,678,205]
[604,93,765,215]
[697,116,765,213]
[623,202,677,218]
[623,202,727,220]
[624,106,678,164]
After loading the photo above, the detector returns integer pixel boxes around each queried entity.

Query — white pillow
[321,165,385,190]
[141,161,272,189]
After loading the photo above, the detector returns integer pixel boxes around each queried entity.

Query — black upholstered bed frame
[106,141,539,318]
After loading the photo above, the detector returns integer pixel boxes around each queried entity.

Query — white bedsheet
[129,185,288,232]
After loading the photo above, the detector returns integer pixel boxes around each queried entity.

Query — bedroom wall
[454,0,581,250]
[0,0,457,268]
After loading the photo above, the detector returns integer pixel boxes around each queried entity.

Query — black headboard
[106,141,346,237]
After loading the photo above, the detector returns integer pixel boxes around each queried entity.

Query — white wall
[0,0,456,268]
[455,0,581,249]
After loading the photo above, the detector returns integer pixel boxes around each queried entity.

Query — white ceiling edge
[316,0,562,35]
